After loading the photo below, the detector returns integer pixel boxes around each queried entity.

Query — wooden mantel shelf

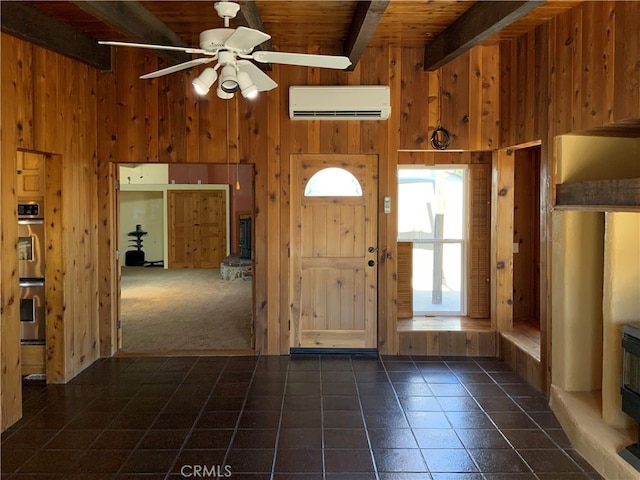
[555,177,640,211]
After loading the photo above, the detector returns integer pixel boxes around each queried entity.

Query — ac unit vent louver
[289,86,391,121]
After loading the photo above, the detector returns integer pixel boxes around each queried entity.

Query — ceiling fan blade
[224,26,271,53]
[140,57,215,79]
[237,61,278,92]
[252,51,351,69]
[99,40,208,55]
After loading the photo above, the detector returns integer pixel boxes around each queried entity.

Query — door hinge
[116,320,121,329]
[288,247,290,258]
[288,320,291,331]
[115,179,120,190]
[288,174,290,185]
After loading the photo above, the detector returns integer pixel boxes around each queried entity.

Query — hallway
[2,355,601,479]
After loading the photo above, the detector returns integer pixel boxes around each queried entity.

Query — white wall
[119,191,164,262]
[119,164,168,185]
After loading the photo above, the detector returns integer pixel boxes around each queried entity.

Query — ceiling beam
[344,0,390,71]
[70,1,190,65]
[1,1,111,70]
[423,0,544,71]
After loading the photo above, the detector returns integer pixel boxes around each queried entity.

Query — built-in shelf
[397,317,492,332]
[556,177,640,211]
[501,320,541,361]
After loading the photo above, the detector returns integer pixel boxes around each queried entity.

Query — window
[398,166,467,315]
[304,167,362,197]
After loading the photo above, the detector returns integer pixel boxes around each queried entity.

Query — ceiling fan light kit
[237,71,258,99]
[219,64,239,93]
[216,85,234,100]
[98,1,352,101]
[192,67,218,95]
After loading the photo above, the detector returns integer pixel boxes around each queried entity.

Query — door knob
[368,260,376,267]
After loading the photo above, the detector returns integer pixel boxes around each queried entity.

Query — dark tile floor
[1,354,603,480]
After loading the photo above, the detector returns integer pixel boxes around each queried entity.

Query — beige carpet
[120,267,252,352]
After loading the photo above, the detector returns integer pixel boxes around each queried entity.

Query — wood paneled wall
[499,0,640,393]
[3,0,636,431]
[1,33,100,430]
[95,44,501,360]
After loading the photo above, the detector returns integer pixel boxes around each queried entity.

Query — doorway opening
[499,144,542,362]
[117,162,254,353]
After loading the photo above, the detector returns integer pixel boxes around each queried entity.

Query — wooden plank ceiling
[9,0,583,71]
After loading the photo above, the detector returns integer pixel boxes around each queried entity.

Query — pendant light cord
[431,70,451,150]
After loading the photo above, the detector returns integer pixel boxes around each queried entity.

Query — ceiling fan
[99,1,351,99]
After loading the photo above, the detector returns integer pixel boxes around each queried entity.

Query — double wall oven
[18,201,45,344]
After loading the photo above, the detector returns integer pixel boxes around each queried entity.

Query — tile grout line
[270,355,292,480]
[160,356,230,480]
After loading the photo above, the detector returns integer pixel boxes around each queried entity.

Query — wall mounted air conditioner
[289,86,391,120]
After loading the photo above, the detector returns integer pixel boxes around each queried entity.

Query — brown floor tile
[69,449,130,474]
[277,428,322,449]
[324,449,374,472]
[324,428,369,449]
[1,355,600,478]
[274,448,323,473]
[374,448,427,472]
[119,449,179,473]
[422,448,478,473]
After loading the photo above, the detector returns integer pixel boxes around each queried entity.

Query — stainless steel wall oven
[18,201,45,344]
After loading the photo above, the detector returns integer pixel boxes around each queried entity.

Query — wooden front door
[168,190,226,268]
[290,154,378,350]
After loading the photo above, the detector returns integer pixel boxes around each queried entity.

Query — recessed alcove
[550,132,640,478]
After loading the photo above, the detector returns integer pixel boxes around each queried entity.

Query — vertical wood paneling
[499,0,640,395]
[0,34,27,430]
[481,46,499,150]
[46,154,65,382]
[158,71,187,163]
[2,35,100,429]
[492,149,515,333]
[115,48,146,162]
[400,49,430,149]
[398,331,496,356]
[500,41,516,147]
[613,1,640,121]
[2,0,638,432]
[468,48,482,150]
[267,66,286,354]
[33,48,59,153]
[582,1,615,130]
[441,53,470,150]
[513,148,541,326]
[97,67,118,357]
[382,46,401,354]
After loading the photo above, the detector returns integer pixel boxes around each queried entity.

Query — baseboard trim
[290,348,378,356]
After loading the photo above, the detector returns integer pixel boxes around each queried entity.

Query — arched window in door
[304,167,363,197]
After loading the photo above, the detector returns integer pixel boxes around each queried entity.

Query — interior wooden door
[168,190,226,268]
[290,154,378,350]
